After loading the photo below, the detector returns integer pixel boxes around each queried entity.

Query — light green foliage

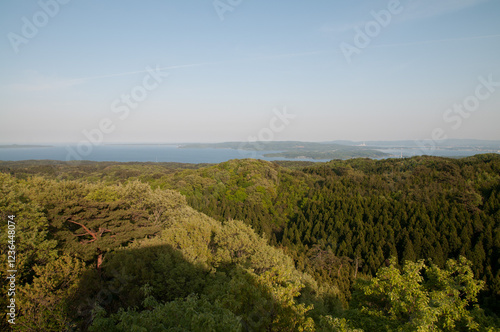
[0,173,59,332]
[85,185,120,202]
[349,257,487,331]
[15,255,86,331]
[0,174,58,280]
[114,180,186,225]
[161,159,312,235]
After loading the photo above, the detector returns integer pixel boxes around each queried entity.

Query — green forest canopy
[0,154,499,331]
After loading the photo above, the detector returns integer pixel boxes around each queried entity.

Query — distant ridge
[0,144,52,149]
[325,139,500,149]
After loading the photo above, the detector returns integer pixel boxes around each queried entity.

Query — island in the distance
[0,144,52,149]
[180,141,389,160]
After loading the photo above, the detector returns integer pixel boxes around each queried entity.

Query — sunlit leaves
[350,257,485,331]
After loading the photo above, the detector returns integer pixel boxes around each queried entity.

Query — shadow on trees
[69,244,209,330]
[69,243,323,331]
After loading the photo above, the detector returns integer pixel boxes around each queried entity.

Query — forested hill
[155,154,500,313]
[1,154,499,331]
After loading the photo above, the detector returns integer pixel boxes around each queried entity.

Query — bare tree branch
[68,219,97,243]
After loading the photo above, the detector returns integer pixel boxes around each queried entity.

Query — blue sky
[0,0,499,144]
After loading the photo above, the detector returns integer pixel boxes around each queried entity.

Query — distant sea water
[0,145,496,163]
[0,144,329,163]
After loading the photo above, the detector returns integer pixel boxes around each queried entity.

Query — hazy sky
[1,0,499,144]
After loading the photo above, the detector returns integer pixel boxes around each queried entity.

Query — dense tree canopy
[1,154,499,331]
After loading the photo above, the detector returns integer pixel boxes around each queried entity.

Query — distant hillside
[0,144,52,148]
[181,141,389,160]
[328,139,500,150]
